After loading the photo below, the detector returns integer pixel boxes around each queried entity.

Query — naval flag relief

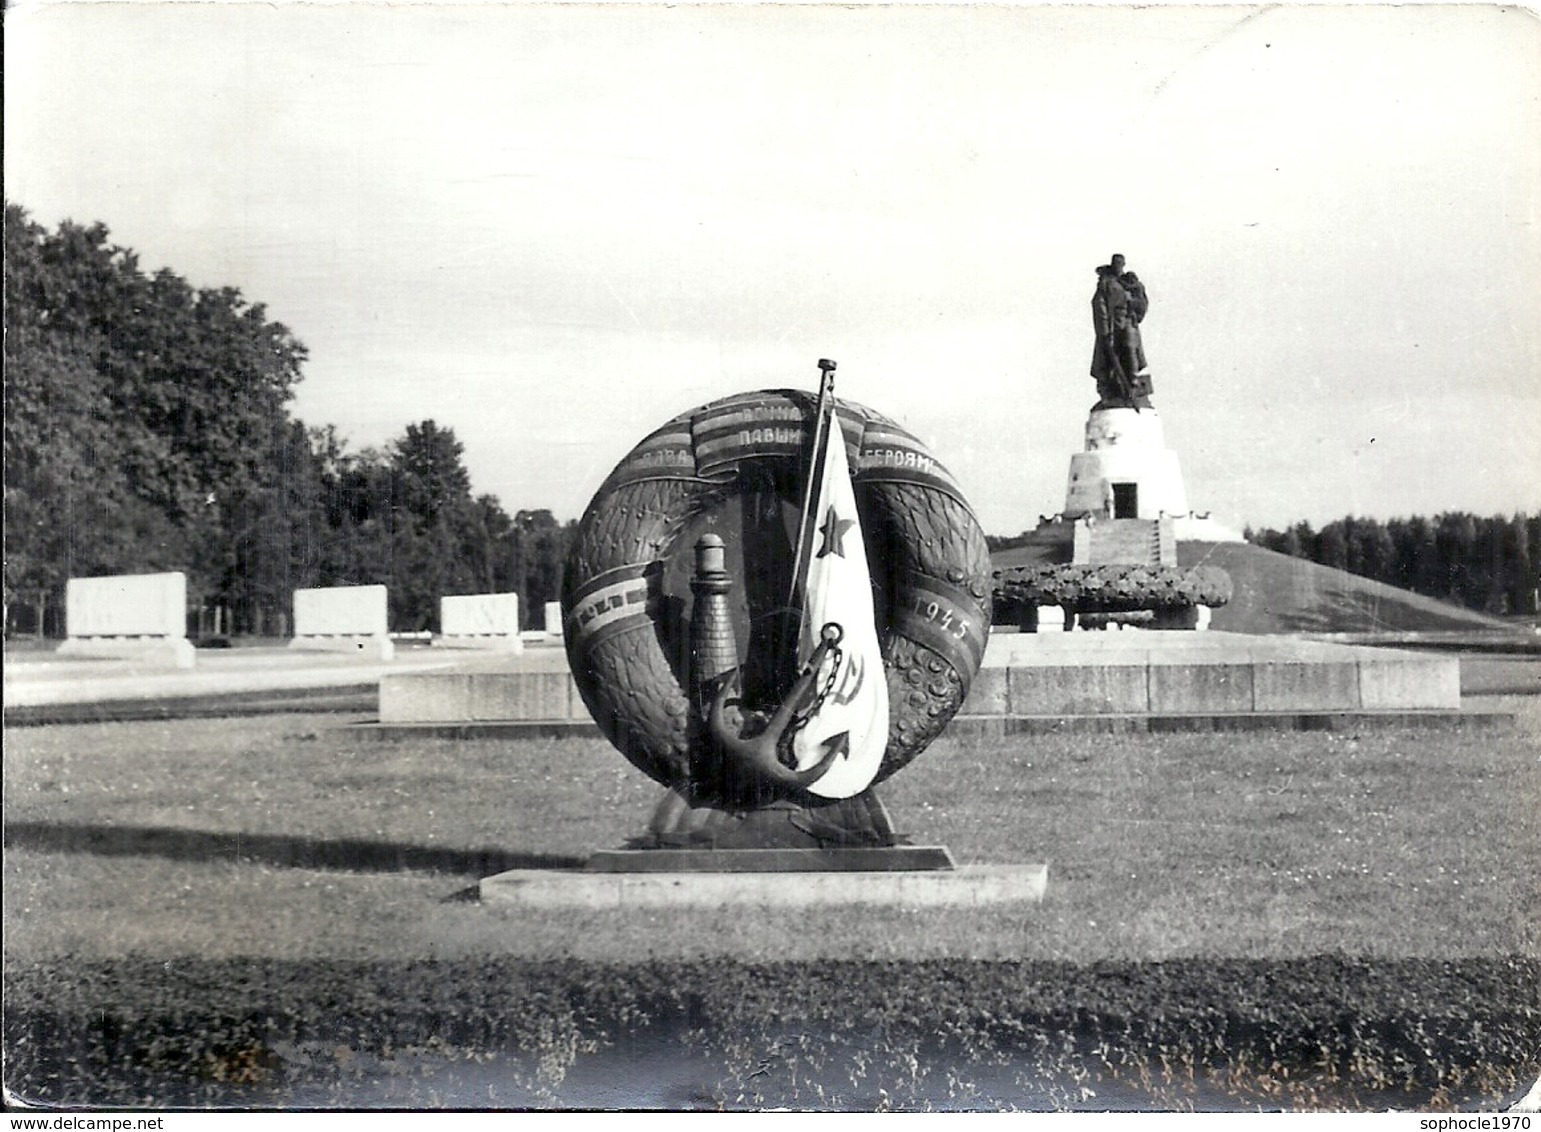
[790,404,890,799]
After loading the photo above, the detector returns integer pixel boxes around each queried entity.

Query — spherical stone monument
[561,381,993,853]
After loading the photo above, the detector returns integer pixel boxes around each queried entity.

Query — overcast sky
[6,1,1539,534]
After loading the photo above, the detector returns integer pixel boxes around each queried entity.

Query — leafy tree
[382,421,483,630]
[291,420,565,632]
[4,203,307,633]
[5,209,179,628]
[217,419,329,634]
[461,494,514,595]
[1356,519,1397,588]
[1515,515,1540,616]
[1281,521,1313,561]
[6,204,603,637]
[392,420,472,523]
[1434,513,1479,608]
[312,441,395,591]
[1315,522,1349,572]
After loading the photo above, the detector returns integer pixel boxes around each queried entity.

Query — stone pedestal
[56,636,196,669]
[633,786,900,851]
[486,785,1042,908]
[378,649,582,723]
[1065,407,1189,521]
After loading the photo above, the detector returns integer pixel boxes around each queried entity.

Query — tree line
[4,203,572,637]
[1245,513,1539,618]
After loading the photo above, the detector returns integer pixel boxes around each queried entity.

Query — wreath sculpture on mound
[562,388,993,807]
[992,563,1233,620]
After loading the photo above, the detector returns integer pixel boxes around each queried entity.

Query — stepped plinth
[1065,407,1189,523]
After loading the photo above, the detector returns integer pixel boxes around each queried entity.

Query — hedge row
[6,955,1536,1110]
[993,564,1234,615]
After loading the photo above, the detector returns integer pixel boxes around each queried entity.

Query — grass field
[7,701,1539,962]
[5,697,1539,1109]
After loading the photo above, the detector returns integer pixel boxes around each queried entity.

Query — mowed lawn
[5,698,1538,965]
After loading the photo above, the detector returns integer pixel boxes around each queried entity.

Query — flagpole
[788,358,837,613]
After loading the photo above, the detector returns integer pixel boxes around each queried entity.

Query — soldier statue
[1090,254,1153,409]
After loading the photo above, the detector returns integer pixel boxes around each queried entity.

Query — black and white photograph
[4,0,1539,1116]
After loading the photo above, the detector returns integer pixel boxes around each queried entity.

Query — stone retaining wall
[378,631,1462,724]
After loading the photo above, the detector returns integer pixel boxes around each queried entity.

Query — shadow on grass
[3,821,584,877]
[4,687,376,727]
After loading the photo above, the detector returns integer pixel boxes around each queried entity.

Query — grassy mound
[6,954,1537,1111]
[1176,542,1520,635]
[991,536,1522,635]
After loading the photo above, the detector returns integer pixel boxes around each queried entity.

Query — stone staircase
[1072,517,1175,566]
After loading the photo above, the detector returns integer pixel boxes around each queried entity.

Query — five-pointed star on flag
[817,505,855,559]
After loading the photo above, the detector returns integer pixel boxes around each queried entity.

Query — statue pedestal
[1064,407,1189,521]
[474,789,1051,908]
[584,787,960,874]
[627,786,905,852]
[586,846,957,873]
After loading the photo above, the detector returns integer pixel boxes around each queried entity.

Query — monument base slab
[479,863,1048,908]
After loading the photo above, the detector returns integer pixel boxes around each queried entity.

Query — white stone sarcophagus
[57,571,196,668]
[290,584,394,660]
[439,593,524,652]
